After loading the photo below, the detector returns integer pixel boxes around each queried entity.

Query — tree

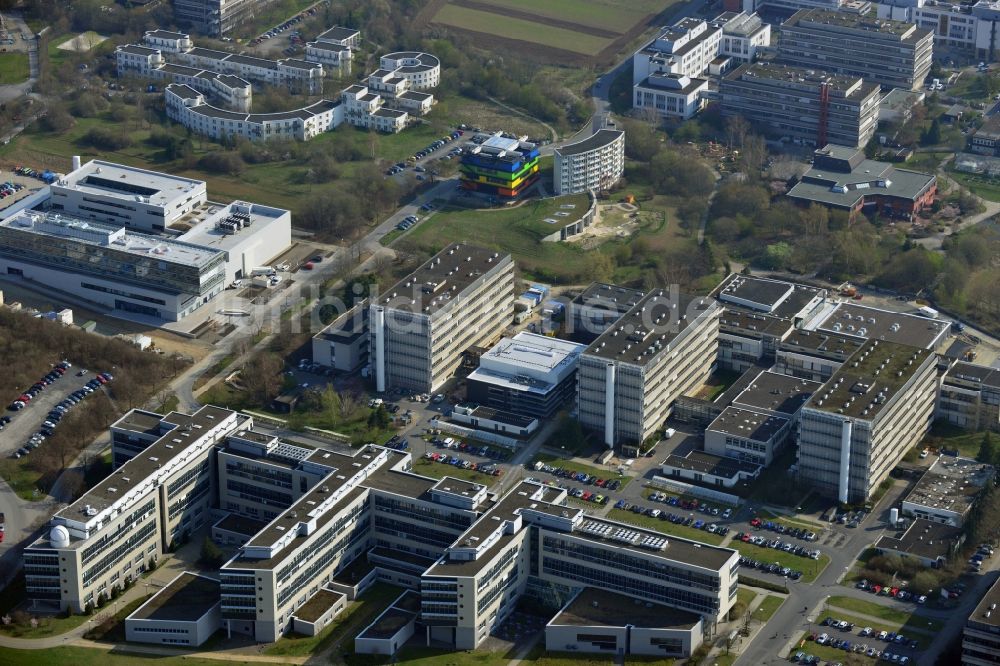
[979,432,997,466]
[921,119,942,146]
[200,536,224,567]
[367,405,390,430]
[724,115,750,149]
[320,384,341,427]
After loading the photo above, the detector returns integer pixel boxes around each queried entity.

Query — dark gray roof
[663,450,763,478]
[317,26,360,42]
[556,129,623,158]
[128,572,219,622]
[732,370,823,416]
[707,406,789,442]
[947,362,1000,389]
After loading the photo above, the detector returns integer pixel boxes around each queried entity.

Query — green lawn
[264,582,403,657]
[533,453,632,489]
[732,542,830,584]
[411,457,501,486]
[736,586,757,608]
[948,169,1000,203]
[0,608,91,638]
[432,4,614,55]
[0,647,292,666]
[608,508,726,546]
[755,595,785,622]
[922,422,992,457]
[0,53,29,84]
[475,0,669,33]
[83,594,152,641]
[825,596,944,633]
[817,609,934,649]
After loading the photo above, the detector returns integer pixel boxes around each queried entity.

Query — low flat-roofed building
[125,571,221,646]
[355,590,419,655]
[901,456,994,527]
[545,587,704,658]
[788,145,937,222]
[449,403,539,438]
[731,370,822,419]
[939,362,1000,433]
[777,329,866,382]
[569,282,645,343]
[211,513,268,547]
[291,588,347,636]
[466,332,586,419]
[312,303,368,373]
[964,576,1000,665]
[810,300,951,351]
[317,26,361,48]
[874,518,964,567]
[879,88,925,126]
[704,406,792,466]
[661,450,763,487]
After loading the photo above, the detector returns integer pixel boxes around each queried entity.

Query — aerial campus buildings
[0,159,291,322]
[552,129,625,196]
[117,30,441,141]
[24,405,739,659]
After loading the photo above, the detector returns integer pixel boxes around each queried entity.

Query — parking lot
[1,362,111,458]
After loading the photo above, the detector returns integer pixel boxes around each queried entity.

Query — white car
[919,448,929,458]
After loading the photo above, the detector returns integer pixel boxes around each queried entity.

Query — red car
[750,518,762,527]
[302,262,315,270]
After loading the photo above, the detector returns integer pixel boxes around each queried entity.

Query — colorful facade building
[459,132,540,199]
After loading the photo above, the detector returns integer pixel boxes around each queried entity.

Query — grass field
[0,647,292,666]
[756,595,785,622]
[825,596,944,633]
[607,508,726,546]
[479,0,668,32]
[948,169,1000,203]
[732,542,831,584]
[432,4,614,55]
[398,195,609,283]
[922,422,991,457]
[0,53,29,84]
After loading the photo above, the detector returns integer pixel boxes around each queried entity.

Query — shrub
[81,126,132,151]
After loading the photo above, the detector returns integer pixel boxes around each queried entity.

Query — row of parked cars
[738,533,822,559]
[250,4,320,45]
[739,556,803,580]
[0,179,24,200]
[424,451,503,476]
[534,463,623,491]
[383,435,409,452]
[8,360,71,411]
[647,491,732,518]
[433,437,510,462]
[749,517,818,541]
[624,502,733,536]
[396,214,420,231]
[855,579,928,604]
[409,130,464,162]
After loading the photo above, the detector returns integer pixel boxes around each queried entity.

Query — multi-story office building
[778,9,933,91]
[369,243,516,393]
[964,576,1000,665]
[304,26,360,72]
[422,480,738,652]
[577,289,721,449]
[24,406,244,612]
[466,332,587,419]
[719,62,881,149]
[553,129,625,196]
[631,12,769,120]
[938,362,1000,433]
[797,339,939,503]
[0,159,291,321]
[738,0,872,16]
[460,133,541,199]
[173,0,274,36]
[879,0,1000,62]
[50,159,207,232]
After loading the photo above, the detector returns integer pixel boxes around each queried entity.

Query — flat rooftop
[707,406,790,442]
[662,450,763,479]
[317,26,360,42]
[555,129,623,157]
[874,518,962,562]
[781,328,866,360]
[583,289,716,365]
[551,587,701,629]
[573,282,645,311]
[128,572,219,622]
[732,370,823,416]
[293,588,345,623]
[357,606,416,640]
[432,476,486,499]
[903,456,993,514]
[713,274,825,320]
[784,8,926,40]
[55,159,204,206]
[718,309,793,339]
[969,577,1000,629]
[946,362,1000,389]
[457,404,535,428]
[728,61,878,97]
[111,409,165,437]
[814,302,949,350]
[805,340,931,419]
[57,407,242,531]
[175,200,288,253]
[213,512,268,537]
[376,243,510,317]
